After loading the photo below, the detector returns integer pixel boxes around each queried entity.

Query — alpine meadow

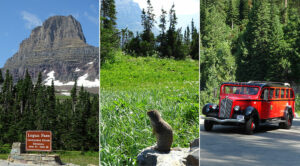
[100,0,199,165]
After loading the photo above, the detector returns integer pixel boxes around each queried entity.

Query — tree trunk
[285,0,287,8]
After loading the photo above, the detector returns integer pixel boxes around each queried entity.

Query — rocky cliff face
[3,15,99,88]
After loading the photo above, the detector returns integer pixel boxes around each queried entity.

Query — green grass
[58,151,98,166]
[0,154,8,160]
[55,94,72,100]
[101,51,198,90]
[100,51,199,165]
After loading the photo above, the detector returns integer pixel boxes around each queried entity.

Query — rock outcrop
[137,138,200,166]
[137,146,189,166]
[3,15,99,88]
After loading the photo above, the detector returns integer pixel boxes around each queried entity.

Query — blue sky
[0,0,98,68]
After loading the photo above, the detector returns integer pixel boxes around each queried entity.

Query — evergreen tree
[190,20,199,60]
[236,0,271,81]
[35,84,46,130]
[125,32,142,56]
[86,95,99,150]
[184,26,191,45]
[71,79,77,113]
[0,70,98,151]
[226,0,239,29]
[157,8,168,57]
[47,80,56,131]
[201,6,236,90]
[238,0,250,22]
[266,3,290,81]
[100,0,119,64]
[288,7,300,82]
[36,72,42,88]
[140,0,156,56]
[166,4,185,59]
[101,0,117,29]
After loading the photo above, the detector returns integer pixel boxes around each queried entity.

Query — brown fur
[147,110,173,152]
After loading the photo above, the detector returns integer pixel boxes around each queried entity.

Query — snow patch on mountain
[77,73,99,87]
[44,71,99,87]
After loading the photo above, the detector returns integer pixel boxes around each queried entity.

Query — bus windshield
[222,86,259,95]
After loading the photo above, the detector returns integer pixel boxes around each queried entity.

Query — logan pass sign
[26,131,52,152]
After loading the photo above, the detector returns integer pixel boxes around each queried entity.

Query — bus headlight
[212,104,217,109]
[234,105,240,111]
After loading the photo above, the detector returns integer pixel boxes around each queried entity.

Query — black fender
[202,103,218,116]
[244,106,260,123]
[283,106,293,119]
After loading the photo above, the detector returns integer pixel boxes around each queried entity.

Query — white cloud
[21,11,42,29]
[84,11,98,25]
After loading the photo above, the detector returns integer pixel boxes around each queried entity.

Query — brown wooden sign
[26,130,52,152]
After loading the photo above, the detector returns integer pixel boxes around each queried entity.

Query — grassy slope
[101,52,198,90]
[100,51,199,165]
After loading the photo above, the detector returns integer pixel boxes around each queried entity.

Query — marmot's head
[147,110,161,122]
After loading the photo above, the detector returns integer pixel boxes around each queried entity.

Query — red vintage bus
[202,81,295,134]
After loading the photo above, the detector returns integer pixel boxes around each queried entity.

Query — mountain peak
[3,15,99,91]
[19,15,86,53]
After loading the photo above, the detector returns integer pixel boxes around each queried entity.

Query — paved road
[200,118,300,166]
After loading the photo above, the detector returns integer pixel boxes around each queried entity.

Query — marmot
[147,110,173,152]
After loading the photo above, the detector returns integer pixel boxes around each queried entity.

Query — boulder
[137,146,189,166]
[137,138,200,166]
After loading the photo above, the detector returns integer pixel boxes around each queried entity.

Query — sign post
[26,130,52,152]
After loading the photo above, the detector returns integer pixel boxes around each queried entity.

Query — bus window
[269,89,274,99]
[284,89,287,98]
[290,89,294,98]
[275,89,280,98]
[281,89,284,98]
[261,88,269,100]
